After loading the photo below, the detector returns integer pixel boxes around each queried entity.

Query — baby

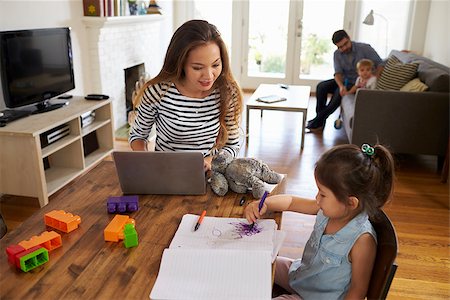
[346,59,377,94]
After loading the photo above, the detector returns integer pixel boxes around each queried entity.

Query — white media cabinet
[0,97,114,207]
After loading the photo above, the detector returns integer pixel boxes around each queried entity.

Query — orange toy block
[44,210,81,233]
[104,215,135,242]
[18,231,62,251]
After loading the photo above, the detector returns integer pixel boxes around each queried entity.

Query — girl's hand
[244,200,268,223]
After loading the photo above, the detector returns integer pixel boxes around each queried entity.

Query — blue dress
[288,210,376,300]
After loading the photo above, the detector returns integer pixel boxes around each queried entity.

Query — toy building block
[6,244,26,265]
[18,231,62,251]
[107,195,139,213]
[6,244,49,272]
[104,215,135,242]
[123,223,138,248]
[44,210,81,233]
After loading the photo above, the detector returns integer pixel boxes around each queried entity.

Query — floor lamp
[363,9,389,57]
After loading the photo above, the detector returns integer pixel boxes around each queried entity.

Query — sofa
[340,50,449,159]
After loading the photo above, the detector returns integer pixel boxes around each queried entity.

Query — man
[306,30,384,132]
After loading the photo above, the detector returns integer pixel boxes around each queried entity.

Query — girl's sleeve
[221,87,241,158]
[128,83,163,145]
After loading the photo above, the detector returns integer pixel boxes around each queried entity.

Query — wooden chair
[0,212,7,239]
[367,210,398,300]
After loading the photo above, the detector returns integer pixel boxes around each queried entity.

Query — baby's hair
[357,58,374,70]
[314,144,395,218]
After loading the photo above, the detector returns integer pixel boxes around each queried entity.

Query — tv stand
[0,96,114,207]
[32,101,66,114]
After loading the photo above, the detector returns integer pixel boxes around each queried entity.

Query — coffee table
[246,84,311,149]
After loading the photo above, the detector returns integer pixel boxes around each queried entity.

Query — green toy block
[19,247,49,272]
[123,223,138,248]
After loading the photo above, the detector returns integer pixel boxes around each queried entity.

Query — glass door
[295,0,347,83]
[239,0,349,90]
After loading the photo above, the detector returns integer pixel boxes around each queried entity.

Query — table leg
[301,110,307,150]
[260,109,263,118]
[246,107,250,143]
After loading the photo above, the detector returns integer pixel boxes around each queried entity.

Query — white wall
[423,0,449,66]
[0,0,173,110]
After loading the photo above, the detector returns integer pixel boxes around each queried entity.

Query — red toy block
[44,210,81,233]
[6,244,26,265]
[104,215,135,242]
[18,231,62,251]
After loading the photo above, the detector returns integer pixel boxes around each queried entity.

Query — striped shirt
[129,82,241,157]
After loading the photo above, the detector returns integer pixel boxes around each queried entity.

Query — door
[239,0,351,90]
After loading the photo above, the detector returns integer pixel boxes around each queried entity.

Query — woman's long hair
[134,19,243,149]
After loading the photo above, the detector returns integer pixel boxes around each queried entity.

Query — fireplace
[82,15,164,131]
[125,63,146,122]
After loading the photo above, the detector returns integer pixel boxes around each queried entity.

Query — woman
[129,20,243,171]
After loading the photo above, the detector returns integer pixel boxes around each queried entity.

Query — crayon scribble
[212,227,222,237]
[230,222,262,238]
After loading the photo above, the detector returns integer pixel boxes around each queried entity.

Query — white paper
[150,248,272,300]
[169,214,277,252]
[272,230,287,263]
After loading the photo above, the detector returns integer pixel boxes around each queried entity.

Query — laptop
[112,151,206,195]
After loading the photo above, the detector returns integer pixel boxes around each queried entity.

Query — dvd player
[40,123,70,148]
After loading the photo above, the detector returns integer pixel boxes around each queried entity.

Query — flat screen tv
[0,27,75,114]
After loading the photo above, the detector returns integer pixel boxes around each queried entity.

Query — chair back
[367,210,398,300]
[0,213,7,239]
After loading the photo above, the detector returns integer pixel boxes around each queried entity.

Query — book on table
[256,94,287,104]
[149,214,286,300]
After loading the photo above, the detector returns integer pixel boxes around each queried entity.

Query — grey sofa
[340,50,449,159]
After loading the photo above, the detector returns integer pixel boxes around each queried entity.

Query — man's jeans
[309,79,342,128]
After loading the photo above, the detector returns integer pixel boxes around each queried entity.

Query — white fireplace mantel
[82,14,164,28]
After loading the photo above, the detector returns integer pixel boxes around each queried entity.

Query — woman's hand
[244,200,268,223]
[203,156,212,172]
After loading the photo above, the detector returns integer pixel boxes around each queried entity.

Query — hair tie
[361,143,375,156]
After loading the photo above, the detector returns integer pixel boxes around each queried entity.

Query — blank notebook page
[149,248,272,300]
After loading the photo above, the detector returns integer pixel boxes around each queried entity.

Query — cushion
[376,56,418,90]
[417,64,450,92]
[400,78,429,92]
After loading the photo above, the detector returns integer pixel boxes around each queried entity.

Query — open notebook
[150,214,286,300]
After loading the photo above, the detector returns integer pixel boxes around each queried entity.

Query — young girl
[346,59,378,95]
[129,20,243,171]
[245,143,395,299]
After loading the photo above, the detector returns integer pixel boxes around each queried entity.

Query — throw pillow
[376,56,418,90]
[400,78,429,92]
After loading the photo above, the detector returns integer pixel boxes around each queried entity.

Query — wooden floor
[1,94,449,299]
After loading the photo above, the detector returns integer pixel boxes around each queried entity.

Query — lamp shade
[363,9,375,25]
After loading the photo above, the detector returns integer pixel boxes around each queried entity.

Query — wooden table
[0,161,283,299]
[246,84,311,149]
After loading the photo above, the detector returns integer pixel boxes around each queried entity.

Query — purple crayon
[107,195,139,213]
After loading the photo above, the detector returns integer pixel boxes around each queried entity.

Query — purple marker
[250,191,268,229]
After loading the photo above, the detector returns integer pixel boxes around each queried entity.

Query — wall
[423,0,449,66]
[0,0,173,111]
